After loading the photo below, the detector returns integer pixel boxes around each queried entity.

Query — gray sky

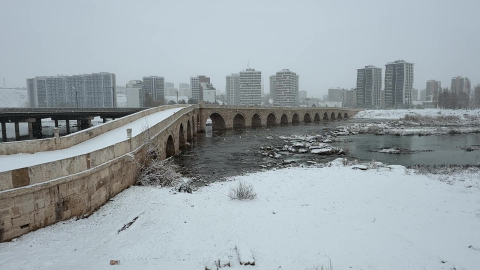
[1,0,479,98]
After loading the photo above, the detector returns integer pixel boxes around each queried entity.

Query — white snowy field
[354,109,480,120]
[0,107,183,172]
[0,89,28,107]
[1,163,479,270]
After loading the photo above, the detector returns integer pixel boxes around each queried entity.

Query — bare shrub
[229,181,257,200]
[366,125,384,135]
[136,159,182,187]
[307,259,333,270]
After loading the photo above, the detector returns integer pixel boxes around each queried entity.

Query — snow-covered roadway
[0,107,183,173]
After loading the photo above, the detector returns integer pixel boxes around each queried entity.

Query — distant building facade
[450,76,471,94]
[190,75,210,102]
[342,89,356,107]
[412,88,419,101]
[178,83,190,97]
[202,82,216,103]
[328,87,345,102]
[269,75,277,101]
[420,89,426,101]
[356,65,382,108]
[298,91,307,103]
[165,82,175,96]
[27,72,116,108]
[274,69,299,106]
[142,76,165,106]
[226,73,240,105]
[384,60,414,107]
[239,68,262,105]
[426,80,441,102]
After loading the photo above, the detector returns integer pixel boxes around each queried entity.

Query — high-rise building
[342,89,357,107]
[356,65,382,108]
[165,82,175,96]
[178,83,190,97]
[142,76,165,106]
[274,69,299,106]
[26,72,116,108]
[190,75,210,102]
[328,87,345,102]
[269,75,277,102]
[426,80,441,102]
[384,60,414,107]
[226,73,240,105]
[239,68,262,105]
[450,76,471,94]
[126,80,144,107]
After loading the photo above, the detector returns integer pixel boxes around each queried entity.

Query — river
[174,121,480,182]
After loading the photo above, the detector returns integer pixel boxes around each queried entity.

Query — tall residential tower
[239,68,262,105]
[356,65,382,108]
[226,73,240,105]
[384,60,414,107]
[274,69,299,106]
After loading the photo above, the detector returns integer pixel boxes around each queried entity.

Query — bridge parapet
[0,105,187,155]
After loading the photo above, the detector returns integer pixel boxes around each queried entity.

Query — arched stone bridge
[197,105,359,132]
[160,105,359,160]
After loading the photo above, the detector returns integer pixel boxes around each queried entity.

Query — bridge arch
[208,112,226,131]
[304,113,312,123]
[331,112,336,120]
[292,113,300,125]
[179,123,186,148]
[337,113,343,120]
[281,114,288,126]
[166,135,175,158]
[344,113,348,119]
[252,113,262,128]
[323,112,329,121]
[233,113,246,129]
[267,113,276,127]
[314,113,320,122]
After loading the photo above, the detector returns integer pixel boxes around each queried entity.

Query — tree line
[437,84,480,109]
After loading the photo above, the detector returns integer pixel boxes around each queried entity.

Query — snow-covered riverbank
[1,161,479,270]
[354,109,480,120]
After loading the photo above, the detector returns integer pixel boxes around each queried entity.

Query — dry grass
[403,114,460,123]
[229,181,257,200]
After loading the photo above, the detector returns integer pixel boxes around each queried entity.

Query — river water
[174,121,480,181]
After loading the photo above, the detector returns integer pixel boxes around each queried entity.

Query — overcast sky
[1,0,479,98]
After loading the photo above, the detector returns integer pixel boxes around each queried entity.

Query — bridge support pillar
[54,120,59,128]
[77,119,82,131]
[28,122,33,139]
[14,122,20,140]
[80,118,92,130]
[1,122,6,142]
[32,118,43,139]
[103,118,107,123]
[66,120,71,134]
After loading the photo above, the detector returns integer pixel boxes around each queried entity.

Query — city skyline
[1,1,479,99]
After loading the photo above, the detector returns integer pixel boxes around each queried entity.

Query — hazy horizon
[1,0,479,98]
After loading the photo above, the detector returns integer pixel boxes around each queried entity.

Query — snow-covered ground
[0,107,183,172]
[1,162,479,270]
[0,88,28,107]
[354,109,480,120]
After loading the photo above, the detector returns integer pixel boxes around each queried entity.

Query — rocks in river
[376,147,434,154]
[311,147,344,155]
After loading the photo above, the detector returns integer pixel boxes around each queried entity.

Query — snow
[354,109,480,120]
[0,107,184,172]
[0,88,28,107]
[1,165,479,269]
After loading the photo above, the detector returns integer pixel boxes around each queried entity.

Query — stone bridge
[197,105,357,132]
[0,104,359,242]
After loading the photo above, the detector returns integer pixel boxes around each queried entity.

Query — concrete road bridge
[0,104,359,242]
[0,107,146,141]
